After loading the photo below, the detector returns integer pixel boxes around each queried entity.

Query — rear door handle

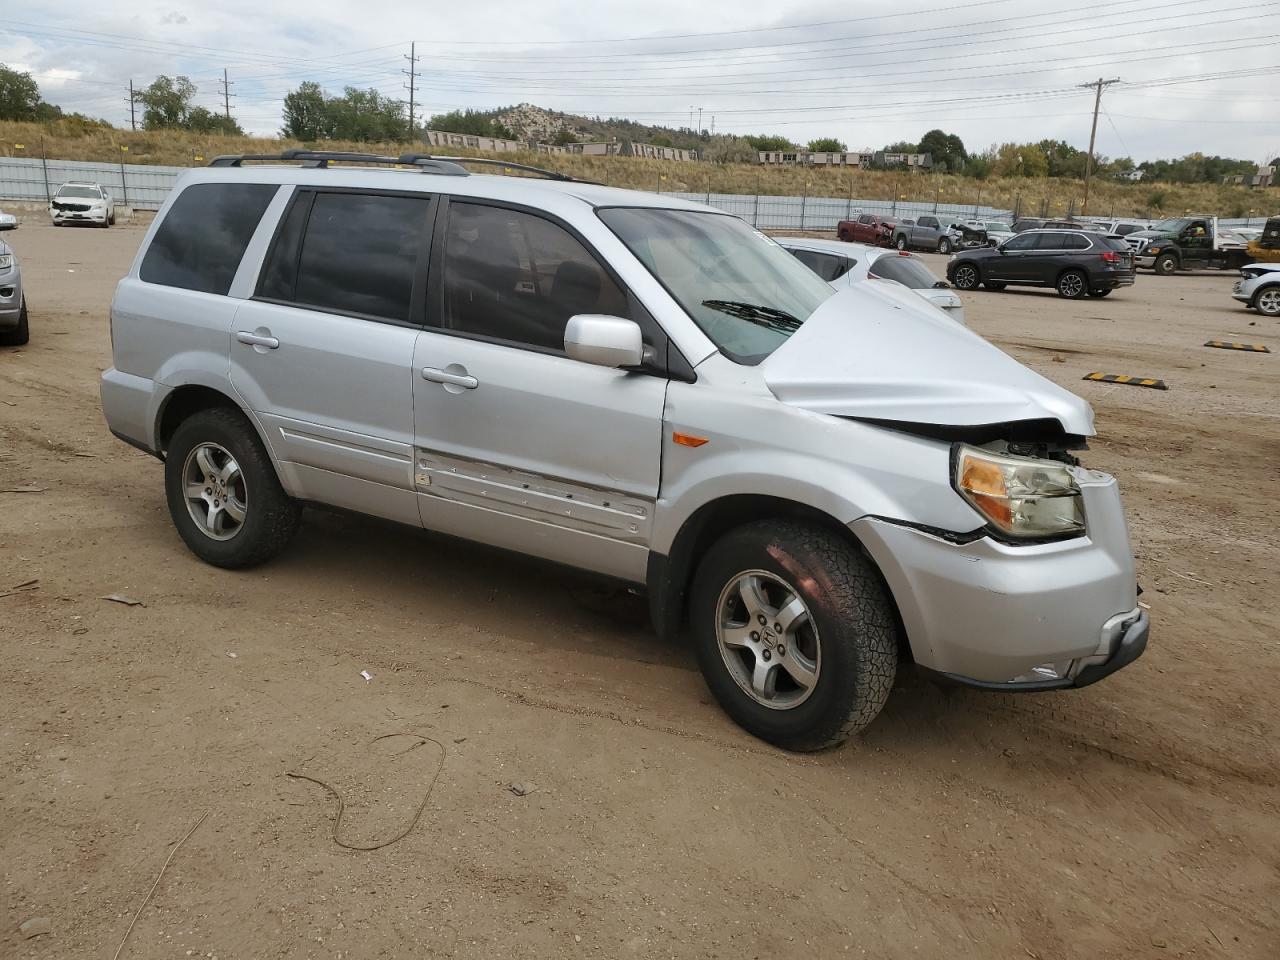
[236,331,280,349]
[422,367,478,390]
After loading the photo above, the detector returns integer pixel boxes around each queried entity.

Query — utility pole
[697,106,703,133]
[128,79,136,131]
[219,68,234,120]
[1080,76,1119,216]
[403,42,420,141]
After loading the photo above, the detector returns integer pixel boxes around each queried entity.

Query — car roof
[172,164,714,214]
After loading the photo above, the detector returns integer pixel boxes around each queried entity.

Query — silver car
[0,237,26,346]
[100,151,1148,750]
[778,237,966,325]
[1233,263,1280,316]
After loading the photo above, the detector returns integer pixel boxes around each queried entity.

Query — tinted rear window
[291,192,431,322]
[868,253,938,288]
[141,183,276,295]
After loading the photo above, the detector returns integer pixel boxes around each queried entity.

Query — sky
[4,0,1279,164]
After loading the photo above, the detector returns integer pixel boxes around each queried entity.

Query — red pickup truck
[837,213,896,246]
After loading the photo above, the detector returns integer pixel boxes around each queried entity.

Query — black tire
[0,297,29,346]
[164,407,301,568]
[1087,288,1112,298]
[108,212,116,226]
[952,263,980,290]
[895,235,908,251]
[984,280,1006,291]
[1252,285,1280,317]
[938,237,952,254]
[1057,269,1088,299]
[690,520,898,751]
[1154,253,1178,276]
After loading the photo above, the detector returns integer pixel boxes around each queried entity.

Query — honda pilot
[100,151,1149,750]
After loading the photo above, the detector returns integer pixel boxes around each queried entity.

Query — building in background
[1221,165,1275,189]
[757,150,932,171]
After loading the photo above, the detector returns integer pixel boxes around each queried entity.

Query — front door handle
[236,330,280,349]
[422,366,478,390]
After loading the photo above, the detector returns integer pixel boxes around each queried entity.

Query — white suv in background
[99,150,1148,750]
[50,181,116,227]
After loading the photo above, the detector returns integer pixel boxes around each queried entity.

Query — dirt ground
[1,218,1277,960]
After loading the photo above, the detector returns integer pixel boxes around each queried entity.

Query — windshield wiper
[701,299,802,333]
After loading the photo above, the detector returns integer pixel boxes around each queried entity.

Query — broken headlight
[954,445,1084,540]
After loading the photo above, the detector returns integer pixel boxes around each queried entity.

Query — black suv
[946,229,1136,299]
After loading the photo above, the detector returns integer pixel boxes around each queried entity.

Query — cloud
[160,12,189,24]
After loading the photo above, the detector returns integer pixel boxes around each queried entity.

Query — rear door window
[789,249,851,282]
[868,254,938,288]
[259,190,432,323]
[141,182,277,295]
[1034,232,1068,250]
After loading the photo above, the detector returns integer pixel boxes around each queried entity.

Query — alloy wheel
[182,442,247,541]
[1059,272,1085,298]
[954,265,979,289]
[715,570,821,710]
[1257,288,1280,316]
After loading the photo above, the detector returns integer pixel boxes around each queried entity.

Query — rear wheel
[1087,288,1112,298]
[164,407,301,568]
[983,280,1006,291]
[952,263,980,290]
[1255,286,1280,317]
[0,297,29,346]
[938,237,953,254]
[690,520,897,751]
[1057,270,1088,299]
[1154,253,1179,276]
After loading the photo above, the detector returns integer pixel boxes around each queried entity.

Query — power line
[218,68,234,120]
[402,42,420,140]
[1080,77,1120,214]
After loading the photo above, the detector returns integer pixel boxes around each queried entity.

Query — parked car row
[836,213,989,253]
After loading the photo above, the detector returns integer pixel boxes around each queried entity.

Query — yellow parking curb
[1082,373,1168,390]
[1203,341,1270,353]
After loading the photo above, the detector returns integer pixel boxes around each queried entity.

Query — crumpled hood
[762,286,1095,435]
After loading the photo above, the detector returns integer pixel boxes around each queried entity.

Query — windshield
[867,253,939,289]
[1151,218,1192,233]
[985,222,1011,232]
[56,185,102,199]
[597,208,834,364]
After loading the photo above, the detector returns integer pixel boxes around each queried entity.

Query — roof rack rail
[206,149,582,182]
[397,154,578,182]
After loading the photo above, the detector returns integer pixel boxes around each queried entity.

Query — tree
[807,137,846,153]
[0,63,65,121]
[883,140,918,153]
[282,81,329,140]
[991,142,1049,178]
[551,126,576,146]
[704,135,758,164]
[426,108,515,139]
[136,75,197,129]
[741,134,793,151]
[918,129,967,171]
[187,106,243,136]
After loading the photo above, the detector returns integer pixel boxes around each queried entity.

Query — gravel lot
[2,218,1277,959]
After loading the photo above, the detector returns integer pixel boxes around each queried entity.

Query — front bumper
[1135,255,1157,269]
[852,469,1146,689]
[51,207,107,224]
[0,265,22,328]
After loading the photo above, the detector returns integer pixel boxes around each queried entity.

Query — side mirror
[564,315,644,369]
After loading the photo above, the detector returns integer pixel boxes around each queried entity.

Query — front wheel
[952,263,980,290]
[1087,288,1112,298]
[690,521,898,751]
[1255,287,1280,317]
[1154,253,1179,276]
[1057,270,1088,299]
[895,236,908,251]
[938,238,952,254]
[164,407,301,568]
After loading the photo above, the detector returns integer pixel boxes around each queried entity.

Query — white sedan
[777,236,966,325]
[1233,263,1280,317]
[0,209,17,231]
[49,181,116,227]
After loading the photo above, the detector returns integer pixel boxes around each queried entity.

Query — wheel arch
[646,494,910,662]
[155,384,270,459]
[1252,281,1280,308]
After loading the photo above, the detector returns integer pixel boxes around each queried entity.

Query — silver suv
[101,151,1149,750]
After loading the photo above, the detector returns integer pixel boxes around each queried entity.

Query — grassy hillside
[2,120,1273,221]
